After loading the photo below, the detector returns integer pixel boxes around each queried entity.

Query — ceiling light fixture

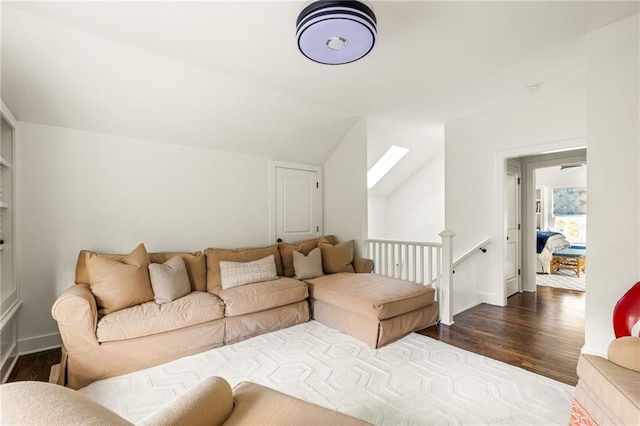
[296,0,377,65]
[367,145,409,189]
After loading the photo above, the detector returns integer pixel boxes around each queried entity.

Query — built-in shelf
[0,156,10,168]
[0,201,8,209]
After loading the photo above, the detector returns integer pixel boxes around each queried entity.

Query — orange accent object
[569,398,598,426]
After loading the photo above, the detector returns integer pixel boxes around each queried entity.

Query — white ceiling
[2,1,638,193]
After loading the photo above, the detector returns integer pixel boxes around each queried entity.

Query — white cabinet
[0,101,20,383]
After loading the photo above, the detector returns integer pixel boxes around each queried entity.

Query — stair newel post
[439,229,456,325]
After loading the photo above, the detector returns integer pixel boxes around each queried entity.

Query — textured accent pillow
[293,248,324,280]
[318,239,355,274]
[220,255,279,290]
[86,243,154,314]
[278,235,337,277]
[148,256,191,304]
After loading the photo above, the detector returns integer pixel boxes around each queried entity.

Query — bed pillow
[86,243,154,314]
[293,248,324,280]
[220,255,279,290]
[318,238,355,274]
[148,256,191,304]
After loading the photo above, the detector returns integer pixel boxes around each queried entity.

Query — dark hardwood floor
[7,348,61,383]
[419,285,585,386]
[7,286,584,387]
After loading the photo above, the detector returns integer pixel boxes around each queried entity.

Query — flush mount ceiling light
[296,0,377,65]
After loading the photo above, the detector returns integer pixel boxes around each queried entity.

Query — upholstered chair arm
[51,284,99,351]
[353,257,374,273]
[608,336,640,372]
[138,377,234,426]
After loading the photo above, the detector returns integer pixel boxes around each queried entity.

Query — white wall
[367,197,387,239]
[16,122,277,351]
[445,87,586,312]
[585,14,639,356]
[535,165,586,189]
[385,150,444,243]
[324,119,368,255]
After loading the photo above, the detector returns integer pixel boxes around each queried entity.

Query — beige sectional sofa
[1,376,369,425]
[52,236,438,390]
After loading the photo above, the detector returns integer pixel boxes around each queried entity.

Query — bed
[537,231,571,273]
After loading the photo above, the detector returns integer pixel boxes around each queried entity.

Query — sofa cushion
[608,336,640,372]
[293,248,324,280]
[86,243,154,315]
[77,251,207,292]
[220,255,279,290]
[219,277,308,317]
[306,273,435,320]
[205,245,283,294]
[149,256,191,304]
[318,239,355,274]
[96,291,225,342]
[279,236,336,277]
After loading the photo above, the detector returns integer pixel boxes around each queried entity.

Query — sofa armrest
[138,377,234,426]
[353,257,374,273]
[51,284,99,351]
[608,336,640,372]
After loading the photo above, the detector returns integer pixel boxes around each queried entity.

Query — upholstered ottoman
[306,273,438,348]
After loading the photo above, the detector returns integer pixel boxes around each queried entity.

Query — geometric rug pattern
[78,321,574,425]
[537,270,586,292]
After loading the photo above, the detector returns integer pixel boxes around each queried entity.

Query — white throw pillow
[220,255,278,290]
[293,248,324,280]
[148,256,191,304]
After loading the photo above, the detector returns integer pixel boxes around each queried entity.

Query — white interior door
[505,164,521,297]
[275,166,320,243]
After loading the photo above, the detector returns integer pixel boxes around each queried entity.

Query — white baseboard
[19,332,61,355]
[454,300,481,316]
[1,343,19,383]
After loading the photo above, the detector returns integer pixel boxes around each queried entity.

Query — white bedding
[537,233,571,273]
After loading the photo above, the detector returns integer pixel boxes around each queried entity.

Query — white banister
[452,238,491,270]
[365,231,455,325]
[438,229,456,325]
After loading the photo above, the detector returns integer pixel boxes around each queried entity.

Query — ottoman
[305,273,439,348]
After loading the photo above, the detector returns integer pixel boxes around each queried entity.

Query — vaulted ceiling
[2,1,638,193]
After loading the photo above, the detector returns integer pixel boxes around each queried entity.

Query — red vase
[613,281,640,338]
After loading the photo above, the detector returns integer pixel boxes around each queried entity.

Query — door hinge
[518,269,521,276]
[518,223,521,230]
[517,177,521,184]
[316,226,319,232]
[316,182,319,188]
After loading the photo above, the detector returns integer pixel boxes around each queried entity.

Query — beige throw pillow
[148,256,191,304]
[220,255,278,290]
[86,243,154,314]
[318,239,355,274]
[293,248,324,280]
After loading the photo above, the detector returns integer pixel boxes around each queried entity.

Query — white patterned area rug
[537,270,586,292]
[79,321,573,425]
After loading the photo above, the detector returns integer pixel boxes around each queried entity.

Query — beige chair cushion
[307,273,435,320]
[279,236,336,277]
[220,255,278,290]
[86,243,154,315]
[77,251,207,292]
[97,291,225,342]
[318,239,355,274]
[224,381,369,425]
[293,248,324,280]
[205,245,283,294]
[219,277,308,317]
[0,381,132,425]
[139,376,234,426]
[608,336,640,372]
[149,256,191,304]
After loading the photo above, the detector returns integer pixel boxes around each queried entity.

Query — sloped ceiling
[2,1,638,179]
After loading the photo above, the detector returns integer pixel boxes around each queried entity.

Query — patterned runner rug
[79,321,573,425]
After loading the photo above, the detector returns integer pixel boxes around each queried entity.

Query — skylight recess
[367,145,409,189]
